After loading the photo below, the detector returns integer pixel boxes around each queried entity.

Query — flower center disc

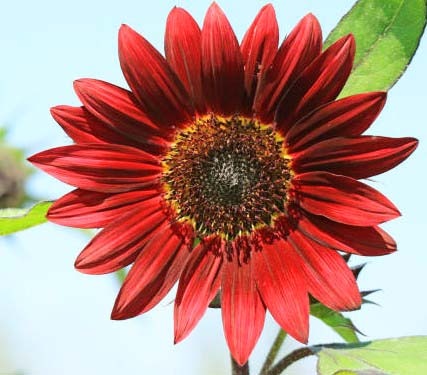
[163,115,291,239]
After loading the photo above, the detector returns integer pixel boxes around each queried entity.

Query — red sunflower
[29,3,417,365]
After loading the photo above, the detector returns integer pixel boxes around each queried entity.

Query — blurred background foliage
[0,127,31,209]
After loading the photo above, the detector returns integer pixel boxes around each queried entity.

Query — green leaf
[311,303,360,343]
[325,0,427,97]
[0,201,52,235]
[115,268,127,284]
[316,336,427,374]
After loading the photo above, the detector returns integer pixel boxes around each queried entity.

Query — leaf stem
[231,355,249,375]
[266,347,314,375]
[259,329,287,374]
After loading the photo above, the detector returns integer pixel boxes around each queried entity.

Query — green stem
[266,347,314,375]
[231,355,249,375]
[259,329,287,374]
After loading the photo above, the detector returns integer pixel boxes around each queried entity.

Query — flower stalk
[231,355,249,375]
[259,329,287,374]
[266,347,314,375]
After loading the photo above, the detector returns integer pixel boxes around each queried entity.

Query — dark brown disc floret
[162,115,292,240]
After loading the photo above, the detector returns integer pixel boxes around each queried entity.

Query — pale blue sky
[0,1,426,374]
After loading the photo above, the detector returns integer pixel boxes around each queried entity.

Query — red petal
[252,238,309,343]
[298,213,396,256]
[201,3,244,115]
[293,136,418,179]
[48,188,161,228]
[165,7,205,113]
[221,247,265,366]
[28,144,162,193]
[254,14,322,122]
[240,4,278,108]
[75,206,168,274]
[290,231,361,311]
[50,106,141,147]
[112,223,194,319]
[276,34,355,134]
[286,92,387,152]
[73,79,170,149]
[293,172,400,226]
[174,236,223,343]
[119,24,193,127]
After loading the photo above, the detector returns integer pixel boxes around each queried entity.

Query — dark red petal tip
[304,12,321,26]
[71,78,171,151]
[111,224,194,319]
[409,138,419,148]
[73,78,85,89]
[336,33,356,53]
[294,172,401,226]
[165,5,204,113]
[240,3,278,108]
[29,144,162,193]
[343,33,356,59]
[221,248,266,366]
[377,91,387,99]
[298,213,397,256]
[286,91,388,152]
[47,189,160,229]
[344,33,355,43]
[253,239,309,343]
[255,12,322,123]
[118,23,193,127]
[27,154,40,164]
[74,206,167,274]
[174,237,223,343]
[49,105,167,152]
[275,31,355,130]
[294,136,419,179]
[290,231,362,311]
[201,1,244,115]
[111,310,125,320]
[50,106,64,117]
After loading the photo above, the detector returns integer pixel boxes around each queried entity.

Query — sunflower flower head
[162,114,292,240]
[29,3,418,365]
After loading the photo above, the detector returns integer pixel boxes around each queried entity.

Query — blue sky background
[0,1,426,374]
